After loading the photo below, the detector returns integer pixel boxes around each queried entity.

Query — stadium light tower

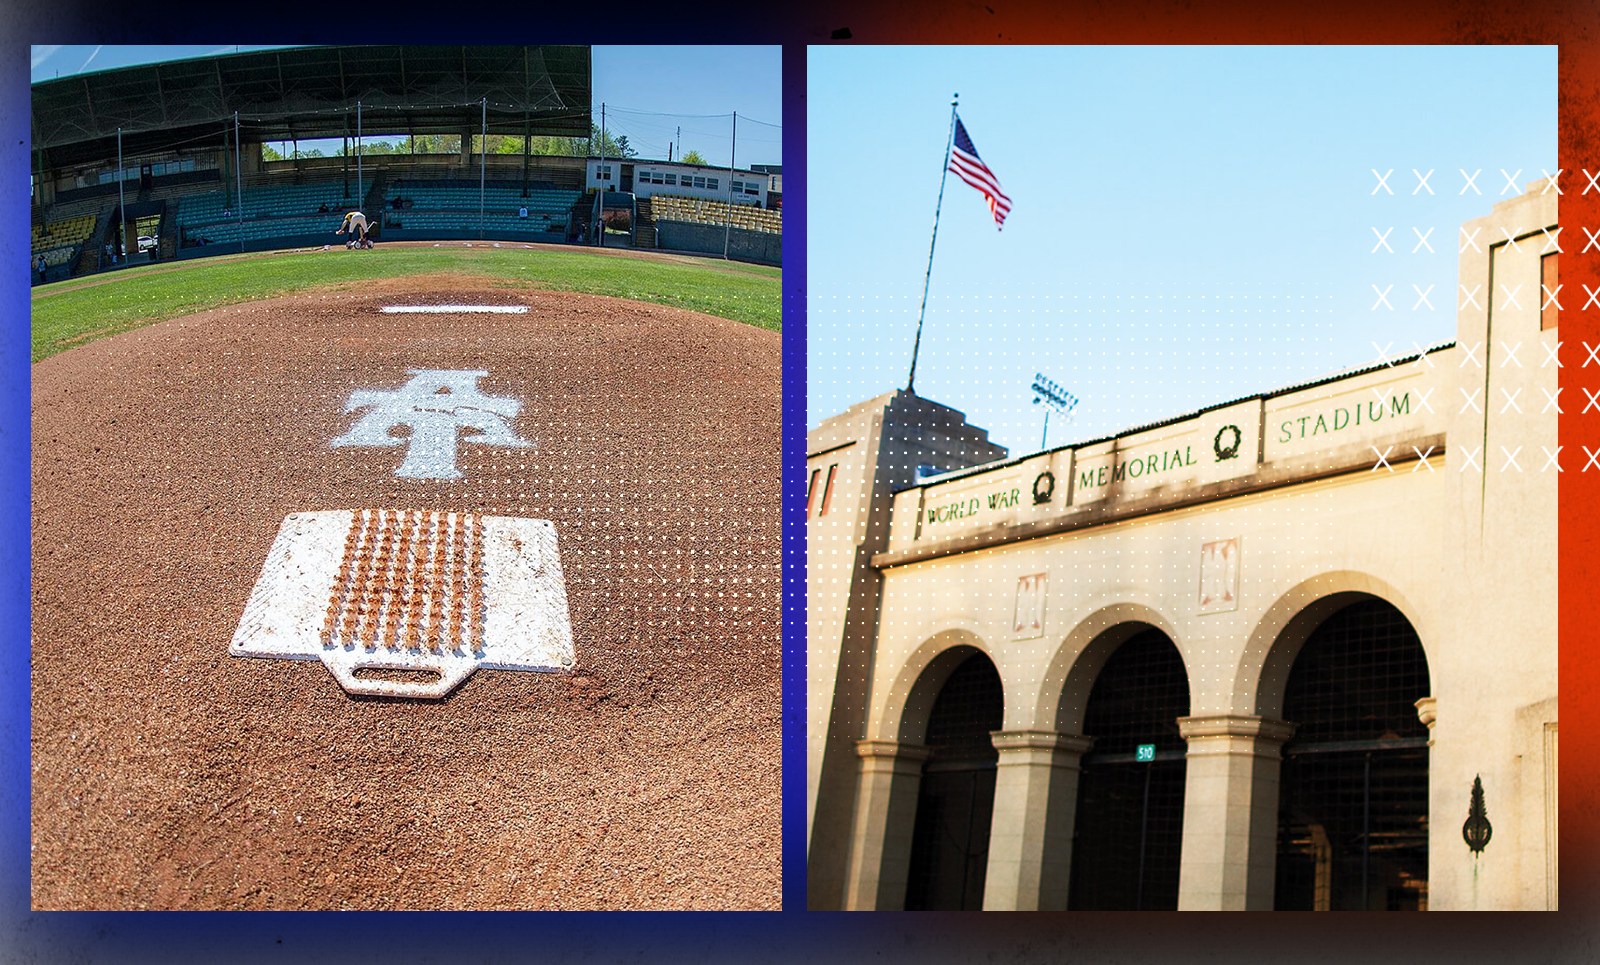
[1030,372,1078,450]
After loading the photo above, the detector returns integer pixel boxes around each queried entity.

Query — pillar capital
[989,729,1095,757]
[1414,696,1437,747]
[1178,714,1296,747]
[1414,696,1437,729]
[855,739,931,774]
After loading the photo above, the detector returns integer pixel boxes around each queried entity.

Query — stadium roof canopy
[32,45,592,169]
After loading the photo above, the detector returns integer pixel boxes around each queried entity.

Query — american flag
[948,115,1011,230]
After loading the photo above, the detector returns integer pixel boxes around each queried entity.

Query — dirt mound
[30,278,780,909]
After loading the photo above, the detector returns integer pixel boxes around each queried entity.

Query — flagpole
[908,94,959,394]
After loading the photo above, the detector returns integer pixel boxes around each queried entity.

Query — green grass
[31,246,780,361]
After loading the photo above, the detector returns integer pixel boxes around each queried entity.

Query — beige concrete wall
[1429,179,1558,910]
[806,392,1007,909]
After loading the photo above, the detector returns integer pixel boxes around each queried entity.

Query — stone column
[982,731,1094,910]
[1175,714,1296,910]
[843,740,931,910]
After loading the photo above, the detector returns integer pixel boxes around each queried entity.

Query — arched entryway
[1068,626,1190,910]
[903,648,1004,910]
[1274,596,1431,910]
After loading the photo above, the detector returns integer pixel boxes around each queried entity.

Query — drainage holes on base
[352,666,443,685]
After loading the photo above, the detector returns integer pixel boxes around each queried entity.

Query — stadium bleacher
[173,179,581,246]
[31,212,100,279]
[649,195,781,234]
[178,181,357,246]
[384,180,579,235]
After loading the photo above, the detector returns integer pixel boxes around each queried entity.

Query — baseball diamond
[31,267,780,910]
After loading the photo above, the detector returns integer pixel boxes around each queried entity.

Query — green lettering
[1111,462,1127,483]
[1080,469,1097,490]
[1333,407,1349,431]
[1391,393,1411,417]
[1313,414,1328,436]
[1368,401,1384,422]
[1279,421,1292,443]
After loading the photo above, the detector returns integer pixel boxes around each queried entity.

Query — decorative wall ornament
[1197,537,1241,614]
[1013,572,1047,640]
[1213,424,1243,461]
[1032,470,1055,505]
[1463,774,1493,853]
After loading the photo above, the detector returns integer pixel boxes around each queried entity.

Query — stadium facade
[807,183,1558,910]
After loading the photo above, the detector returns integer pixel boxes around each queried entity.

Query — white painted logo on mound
[332,369,533,479]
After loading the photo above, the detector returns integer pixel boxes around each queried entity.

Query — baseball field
[30,242,781,909]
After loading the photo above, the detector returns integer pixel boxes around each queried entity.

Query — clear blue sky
[29,45,781,167]
[808,46,1556,454]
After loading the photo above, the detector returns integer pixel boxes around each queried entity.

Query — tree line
[262,124,707,165]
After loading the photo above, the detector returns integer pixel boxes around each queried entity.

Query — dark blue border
[779,42,807,913]
[4,24,32,953]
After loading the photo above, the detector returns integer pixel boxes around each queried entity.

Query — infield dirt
[31,274,780,910]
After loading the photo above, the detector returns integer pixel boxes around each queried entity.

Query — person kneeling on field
[336,210,373,249]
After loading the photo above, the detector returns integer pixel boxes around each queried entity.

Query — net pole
[724,111,736,260]
[116,127,125,267]
[908,95,958,394]
[479,97,487,240]
[234,111,243,253]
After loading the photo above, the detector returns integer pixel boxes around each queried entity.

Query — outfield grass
[31,246,780,362]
